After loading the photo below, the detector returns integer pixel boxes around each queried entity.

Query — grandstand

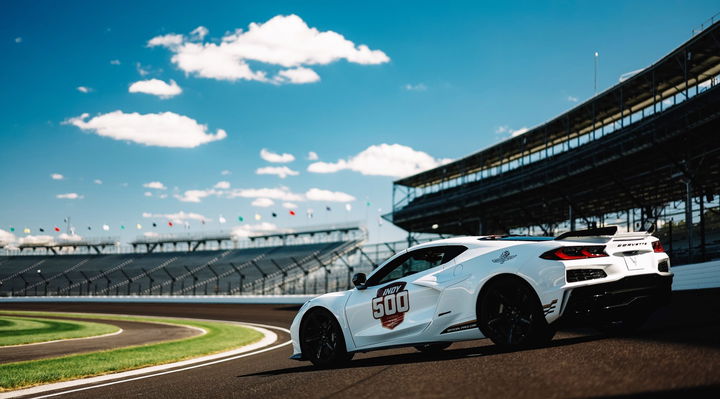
[0,225,367,297]
[389,19,720,265]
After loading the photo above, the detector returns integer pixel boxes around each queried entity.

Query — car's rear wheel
[299,308,353,368]
[414,342,452,353]
[478,277,555,350]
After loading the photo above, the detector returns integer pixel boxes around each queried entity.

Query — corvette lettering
[372,281,410,329]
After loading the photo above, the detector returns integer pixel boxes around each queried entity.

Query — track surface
[0,316,200,364]
[4,289,720,398]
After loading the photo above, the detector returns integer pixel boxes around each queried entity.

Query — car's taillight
[540,246,608,260]
[652,241,665,253]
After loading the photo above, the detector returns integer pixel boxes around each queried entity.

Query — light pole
[594,51,599,94]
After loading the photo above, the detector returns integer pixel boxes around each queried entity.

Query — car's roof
[409,235,555,250]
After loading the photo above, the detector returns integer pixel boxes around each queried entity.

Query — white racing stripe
[1,316,291,399]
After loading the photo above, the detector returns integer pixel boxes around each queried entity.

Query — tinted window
[367,245,467,286]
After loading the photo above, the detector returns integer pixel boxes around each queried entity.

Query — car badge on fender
[492,250,516,264]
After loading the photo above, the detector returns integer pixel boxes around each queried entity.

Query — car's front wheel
[299,308,353,368]
[478,277,555,350]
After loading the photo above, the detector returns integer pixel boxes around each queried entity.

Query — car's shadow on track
[238,333,605,377]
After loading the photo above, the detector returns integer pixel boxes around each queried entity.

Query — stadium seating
[0,240,362,296]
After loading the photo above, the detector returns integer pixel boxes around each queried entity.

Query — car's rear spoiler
[555,225,655,241]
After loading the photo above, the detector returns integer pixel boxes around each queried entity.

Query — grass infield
[0,315,119,347]
[0,311,264,391]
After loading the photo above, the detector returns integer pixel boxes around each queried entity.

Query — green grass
[0,311,264,391]
[0,316,120,346]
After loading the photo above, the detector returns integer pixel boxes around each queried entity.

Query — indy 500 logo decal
[372,281,410,330]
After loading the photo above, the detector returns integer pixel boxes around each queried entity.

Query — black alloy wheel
[478,277,554,350]
[300,308,353,368]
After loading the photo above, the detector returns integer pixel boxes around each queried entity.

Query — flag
[87,226,92,230]
[218,215,226,224]
[9,227,14,232]
[54,227,60,232]
[23,227,30,234]
[136,224,142,230]
[271,212,277,218]
[152,222,157,227]
[237,216,244,222]
[168,221,173,227]
[289,210,296,216]
[102,224,110,231]
[326,206,331,211]
[366,200,371,206]
[39,228,45,232]
[201,219,206,225]
[345,204,352,212]
[254,213,261,221]
[307,209,314,219]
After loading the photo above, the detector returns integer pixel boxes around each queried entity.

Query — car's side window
[367,245,467,286]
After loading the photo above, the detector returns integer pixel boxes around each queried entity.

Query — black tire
[478,277,555,350]
[414,342,452,353]
[299,308,353,368]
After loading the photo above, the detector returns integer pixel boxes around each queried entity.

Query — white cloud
[260,148,295,163]
[77,86,92,93]
[0,229,16,245]
[142,211,208,224]
[51,173,64,180]
[275,67,320,84]
[226,186,304,202]
[110,59,121,65]
[93,179,103,184]
[64,111,227,148]
[251,198,275,207]
[144,191,153,197]
[567,96,579,103]
[19,235,55,246]
[307,143,452,178]
[136,62,150,76]
[220,169,231,175]
[231,222,278,238]
[256,166,299,179]
[147,14,389,84]
[282,202,298,209]
[190,26,209,41]
[214,181,230,189]
[58,233,83,242]
[57,193,83,199]
[403,83,427,91]
[307,151,318,160]
[159,193,168,199]
[143,181,167,190]
[128,79,182,99]
[305,188,355,202]
[496,125,530,138]
[147,33,184,48]
[174,189,219,203]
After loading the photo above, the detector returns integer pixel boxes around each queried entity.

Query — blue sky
[0,1,717,245]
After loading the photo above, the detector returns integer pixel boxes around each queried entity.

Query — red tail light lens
[652,241,665,253]
[540,246,608,260]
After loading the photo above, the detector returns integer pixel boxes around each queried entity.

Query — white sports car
[290,226,673,367]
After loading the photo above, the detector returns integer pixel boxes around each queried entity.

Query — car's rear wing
[555,226,653,241]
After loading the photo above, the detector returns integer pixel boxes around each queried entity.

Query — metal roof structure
[391,20,720,238]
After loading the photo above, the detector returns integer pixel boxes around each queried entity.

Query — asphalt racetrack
[4,288,720,399]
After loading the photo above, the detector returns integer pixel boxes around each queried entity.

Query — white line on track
[1,317,291,399]
[0,327,124,348]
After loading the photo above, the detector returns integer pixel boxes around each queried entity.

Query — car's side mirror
[352,273,367,290]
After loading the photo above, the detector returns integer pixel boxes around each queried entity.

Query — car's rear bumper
[563,273,673,320]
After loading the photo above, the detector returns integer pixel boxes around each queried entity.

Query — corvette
[290,226,673,367]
